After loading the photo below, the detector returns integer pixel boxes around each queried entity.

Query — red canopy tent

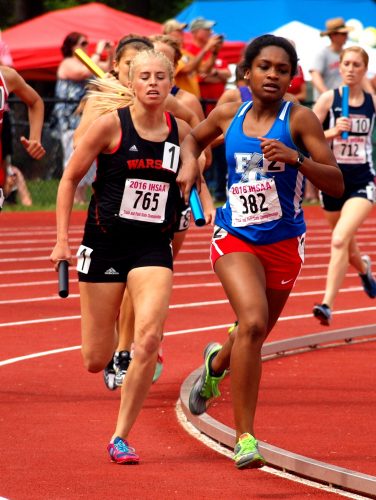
[2,2,245,80]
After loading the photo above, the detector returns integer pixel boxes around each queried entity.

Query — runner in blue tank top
[178,35,344,469]
[312,46,376,326]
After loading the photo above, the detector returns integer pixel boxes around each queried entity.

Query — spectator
[3,164,33,206]
[52,32,113,204]
[184,17,231,203]
[0,30,16,201]
[0,65,45,208]
[287,40,307,103]
[185,17,230,114]
[152,34,206,121]
[162,19,200,97]
[310,17,353,101]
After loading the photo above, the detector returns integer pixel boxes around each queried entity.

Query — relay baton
[74,48,105,78]
[341,85,349,140]
[189,185,205,227]
[58,260,69,298]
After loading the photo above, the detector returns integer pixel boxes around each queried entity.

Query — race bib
[119,178,169,223]
[76,245,93,274]
[366,182,376,203]
[162,142,180,173]
[177,206,191,231]
[350,116,370,134]
[333,136,366,164]
[229,178,282,227]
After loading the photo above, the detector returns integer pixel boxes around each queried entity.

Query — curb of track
[179,324,376,498]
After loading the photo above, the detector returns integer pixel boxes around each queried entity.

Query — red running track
[0,207,375,499]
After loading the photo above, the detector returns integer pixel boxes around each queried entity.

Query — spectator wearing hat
[309,17,353,101]
[183,17,231,203]
[185,17,230,114]
[162,19,201,97]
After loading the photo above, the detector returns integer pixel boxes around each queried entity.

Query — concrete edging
[179,324,376,497]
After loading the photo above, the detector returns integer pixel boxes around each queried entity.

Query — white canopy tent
[271,21,376,81]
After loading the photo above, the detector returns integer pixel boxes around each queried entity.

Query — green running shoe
[228,321,238,336]
[152,348,163,384]
[189,342,225,415]
[234,433,266,469]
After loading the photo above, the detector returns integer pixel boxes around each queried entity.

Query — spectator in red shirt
[185,17,231,115]
[287,40,307,103]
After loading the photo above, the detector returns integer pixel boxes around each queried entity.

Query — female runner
[50,50,190,464]
[312,46,376,325]
[177,35,344,469]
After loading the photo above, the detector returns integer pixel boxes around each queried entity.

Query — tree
[0,0,192,29]
[0,0,44,27]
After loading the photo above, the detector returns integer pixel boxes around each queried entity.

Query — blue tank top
[329,88,375,186]
[215,100,306,245]
[239,86,252,102]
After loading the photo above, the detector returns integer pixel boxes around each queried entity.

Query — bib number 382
[229,178,282,227]
[119,178,169,223]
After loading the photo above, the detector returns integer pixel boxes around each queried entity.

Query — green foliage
[43,0,80,10]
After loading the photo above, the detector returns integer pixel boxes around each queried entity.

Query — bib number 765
[134,190,160,211]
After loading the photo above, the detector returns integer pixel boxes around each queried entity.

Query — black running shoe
[313,303,332,326]
[359,255,376,299]
[114,350,132,387]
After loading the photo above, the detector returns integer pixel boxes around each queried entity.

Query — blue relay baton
[341,85,349,140]
[189,185,205,227]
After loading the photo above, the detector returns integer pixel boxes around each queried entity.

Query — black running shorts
[77,223,173,283]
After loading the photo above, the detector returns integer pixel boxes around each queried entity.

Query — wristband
[294,150,305,169]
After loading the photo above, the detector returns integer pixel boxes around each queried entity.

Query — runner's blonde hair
[84,50,173,115]
[86,77,134,114]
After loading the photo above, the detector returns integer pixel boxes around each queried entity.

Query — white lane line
[0,284,370,305]
[0,345,80,366]
[0,271,367,289]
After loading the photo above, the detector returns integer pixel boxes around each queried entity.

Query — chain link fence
[4,92,376,210]
[6,94,70,209]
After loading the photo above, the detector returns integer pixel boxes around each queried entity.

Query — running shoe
[359,255,376,298]
[189,342,226,415]
[107,436,139,465]
[103,354,117,391]
[114,350,132,387]
[233,433,266,469]
[152,348,164,384]
[312,303,332,326]
[228,321,238,336]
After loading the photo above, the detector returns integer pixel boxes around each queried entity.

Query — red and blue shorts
[210,226,305,290]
